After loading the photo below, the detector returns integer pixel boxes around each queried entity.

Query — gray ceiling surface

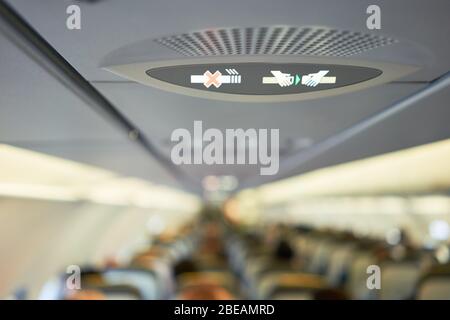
[1,0,450,192]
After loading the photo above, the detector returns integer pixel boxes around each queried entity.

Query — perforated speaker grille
[155,26,396,57]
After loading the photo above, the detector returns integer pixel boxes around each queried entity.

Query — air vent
[154,26,397,57]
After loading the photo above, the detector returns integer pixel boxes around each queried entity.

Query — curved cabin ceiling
[0,0,449,191]
[0,144,200,212]
[239,137,450,205]
[0,0,449,302]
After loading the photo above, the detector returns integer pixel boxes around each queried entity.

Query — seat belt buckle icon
[262,70,336,87]
[262,71,295,87]
[301,70,336,87]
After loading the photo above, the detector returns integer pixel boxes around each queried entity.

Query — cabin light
[435,245,450,264]
[0,144,200,212]
[146,215,167,235]
[244,137,450,206]
[429,220,450,241]
[202,175,239,192]
[0,183,79,202]
[386,228,402,245]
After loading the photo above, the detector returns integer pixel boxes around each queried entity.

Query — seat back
[417,277,450,300]
[379,260,421,300]
[416,264,450,300]
[102,268,159,300]
[326,243,356,287]
[347,250,377,299]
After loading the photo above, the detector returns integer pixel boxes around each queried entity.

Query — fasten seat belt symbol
[262,71,297,87]
[262,70,336,87]
[191,69,241,88]
[301,70,336,87]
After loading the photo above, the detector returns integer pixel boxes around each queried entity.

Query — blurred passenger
[199,222,225,256]
[178,284,235,300]
[104,256,120,268]
[274,238,295,261]
[313,288,348,300]
[173,259,198,277]
[66,289,106,300]
[264,224,283,250]
[388,229,417,261]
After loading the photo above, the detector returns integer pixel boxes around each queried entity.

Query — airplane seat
[225,237,247,273]
[40,267,107,300]
[293,234,316,266]
[379,258,422,300]
[242,255,272,297]
[40,267,161,300]
[38,275,69,300]
[154,233,198,264]
[66,284,143,300]
[239,245,272,277]
[247,234,318,298]
[326,242,358,287]
[416,264,450,300]
[79,267,161,300]
[100,268,161,300]
[295,232,330,273]
[175,284,236,300]
[256,272,327,300]
[269,287,315,300]
[165,240,193,263]
[228,250,244,274]
[176,271,240,298]
[346,245,379,300]
[227,239,245,270]
[270,287,349,300]
[184,234,199,254]
[130,256,176,299]
[229,237,280,297]
[192,255,231,273]
[228,235,255,271]
[306,237,338,275]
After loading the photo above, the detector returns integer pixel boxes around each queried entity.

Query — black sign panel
[146,63,382,95]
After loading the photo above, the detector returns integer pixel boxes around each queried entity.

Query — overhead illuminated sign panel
[146,63,382,95]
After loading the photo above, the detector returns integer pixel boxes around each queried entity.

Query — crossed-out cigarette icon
[190,69,241,88]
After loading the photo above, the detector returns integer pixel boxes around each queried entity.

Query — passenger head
[313,289,348,300]
[65,289,106,300]
[274,238,295,261]
[264,224,283,247]
[199,222,224,255]
[173,259,198,277]
[178,285,235,300]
